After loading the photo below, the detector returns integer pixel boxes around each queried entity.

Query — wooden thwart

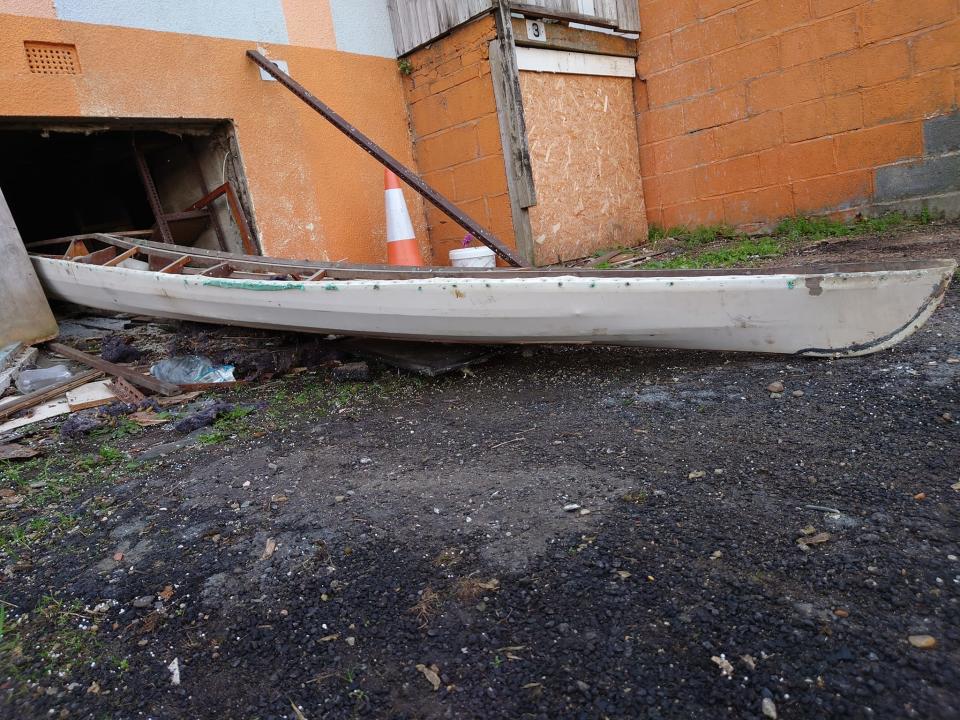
[160,255,193,274]
[104,247,141,267]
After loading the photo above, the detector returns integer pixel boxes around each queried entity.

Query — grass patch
[648,224,740,247]
[0,596,101,682]
[638,212,926,270]
[91,416,143,442]
[198,406,256,445]
[647,237,784,269]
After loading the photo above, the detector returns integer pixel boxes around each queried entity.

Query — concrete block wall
[636,0,960,231]
[401,16,517,263]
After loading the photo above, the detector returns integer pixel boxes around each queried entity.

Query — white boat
[28,234,956,357]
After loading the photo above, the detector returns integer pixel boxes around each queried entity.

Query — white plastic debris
[167,658,181,685]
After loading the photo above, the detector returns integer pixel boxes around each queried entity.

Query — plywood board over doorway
[0,187,58,346]
[520,62,647,265]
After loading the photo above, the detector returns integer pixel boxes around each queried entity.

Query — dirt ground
[1,223,958,719]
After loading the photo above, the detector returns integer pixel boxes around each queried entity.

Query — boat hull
[31,256,956,356]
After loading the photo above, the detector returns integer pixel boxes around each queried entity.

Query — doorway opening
[0,119,259,255]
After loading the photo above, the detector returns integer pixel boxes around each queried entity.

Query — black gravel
[1,286,958,720]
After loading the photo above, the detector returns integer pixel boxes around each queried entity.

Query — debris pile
[1,307,503,461]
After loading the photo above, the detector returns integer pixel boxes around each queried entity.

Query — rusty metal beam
[188,182,257,256]
[246,49,525,267]
[131,136,173,245]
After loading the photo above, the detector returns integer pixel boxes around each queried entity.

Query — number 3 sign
[526,19,547,42]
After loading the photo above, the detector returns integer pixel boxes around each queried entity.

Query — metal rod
[246,50,525,267]
[131,135,173,245]
[187,182,258,255]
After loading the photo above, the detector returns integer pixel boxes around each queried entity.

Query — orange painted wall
[401,16,517,264]
[0,12,425,263]
[636,0,960,230]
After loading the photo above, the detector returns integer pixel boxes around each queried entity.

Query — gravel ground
[1,228,958,719]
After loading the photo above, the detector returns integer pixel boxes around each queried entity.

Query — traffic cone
[384,169,424,266]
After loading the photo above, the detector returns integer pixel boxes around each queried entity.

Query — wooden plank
[390,0,495,56]
[490,2,537,265]
[510,2,618,28]
[223,183,258,255]
[46,343,181,397]
[511,17,637,56]
[159,255,193,274]
[320,0,630,58]
[104,246,140,267]
[0,398,71,435]
[615,0,640,32]
[0,369,102,421]
[66,380,117,412]
[514,46,636,76]
[186,182,258,255]
[0,187,58,347]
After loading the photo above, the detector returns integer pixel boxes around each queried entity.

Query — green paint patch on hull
[200,279,306,292]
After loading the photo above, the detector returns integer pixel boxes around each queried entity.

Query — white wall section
[515,47,636,77]
[329,0,396,58]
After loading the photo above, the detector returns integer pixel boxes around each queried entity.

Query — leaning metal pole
[246,50,525,267]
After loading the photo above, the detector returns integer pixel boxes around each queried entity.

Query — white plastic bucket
[449,246,496,268]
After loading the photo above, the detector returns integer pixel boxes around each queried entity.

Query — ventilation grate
[24,42,80,75]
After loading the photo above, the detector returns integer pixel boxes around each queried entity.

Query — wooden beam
[159,255,193,274]
[187,182,258,255]
[509,2,618,29]
[615,0,641,33]
[47,343,181,397]
[491,2,536,266]
[222,183,257,255]
[511,17,637,57]
[104,246,140,267]
[0,369,102,421]
[246,49,525,267]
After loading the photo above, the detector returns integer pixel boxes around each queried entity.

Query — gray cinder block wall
[873,112,960,219]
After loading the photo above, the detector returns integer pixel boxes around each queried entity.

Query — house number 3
[526,19,547,42]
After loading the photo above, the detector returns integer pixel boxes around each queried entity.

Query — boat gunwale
[27,232,958,281]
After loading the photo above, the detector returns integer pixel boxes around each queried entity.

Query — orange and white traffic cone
[384,169,424,266]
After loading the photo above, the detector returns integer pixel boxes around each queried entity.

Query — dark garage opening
[0,119,259,255]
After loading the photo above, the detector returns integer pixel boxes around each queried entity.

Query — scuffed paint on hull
[31,257,957,357]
